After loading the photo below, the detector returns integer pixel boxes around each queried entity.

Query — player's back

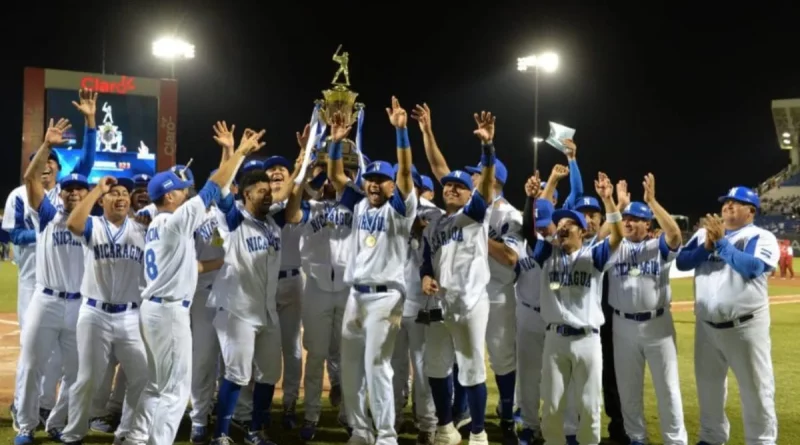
[142,212,198,301]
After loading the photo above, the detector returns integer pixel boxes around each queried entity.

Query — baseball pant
[486,283,517,421]
[16,290,80,432]
[424,298,490,386]
[341,289,404,445]
[276,273,303,409]
[92,359,127,417]
[515,303,546,432]
[601,278,626,438]
[391,315,437,433]
[540,329,603,445]
[127,298,192,445]
[190,287,220,427]
[214,309,282,386]
[613,311,688,445]
[695,310,777,445]
[301,278,348,423]
[61,302,149,443]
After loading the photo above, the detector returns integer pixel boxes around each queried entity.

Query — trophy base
[316,137,360,170]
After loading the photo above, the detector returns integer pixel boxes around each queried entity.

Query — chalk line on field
[0,319,18,326]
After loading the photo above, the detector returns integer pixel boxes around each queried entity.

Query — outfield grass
[0,260,797,444]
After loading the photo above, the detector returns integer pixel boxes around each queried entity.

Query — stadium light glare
[783,132,791,138]
[532,137,544,143]
[152,37,195,60]
[784,138,792,145]
[517,52,559,73]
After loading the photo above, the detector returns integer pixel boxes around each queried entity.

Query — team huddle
[2,89,780,445]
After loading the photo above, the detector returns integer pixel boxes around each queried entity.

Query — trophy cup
[315,45,364,170]
[415,296,444,325]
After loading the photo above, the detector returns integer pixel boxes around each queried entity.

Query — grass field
[0,260,798,444]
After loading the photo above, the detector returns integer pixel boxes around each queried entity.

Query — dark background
[2,1,800,222]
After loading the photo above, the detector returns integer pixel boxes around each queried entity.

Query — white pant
[301,278,347,422]
[190,287,220,426]
[424,298,490,387]
[276,273,303,408]
[61,302,149,443]
[341,289,404,445]
[391,315,437,432]
[540,329,603,445]
[92,359,127,417]
[214,309,282,386]
[613,311,687,445]
[486,283,517,376]
[16,289,80,432]
[695,310,777,445]
[127,298,192,445]
[516,303,546,431]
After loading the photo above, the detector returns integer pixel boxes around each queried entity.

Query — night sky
[2,2,800,222]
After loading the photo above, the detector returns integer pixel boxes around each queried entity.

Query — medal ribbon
[628,239,645,269]
[101,216,128,245]
[557,245,587,288]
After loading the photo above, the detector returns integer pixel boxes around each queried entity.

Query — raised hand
[236,129,266,156]
[386,96,408,128]
[473,111,496,143]
[296,123,311,149]
[422,276,440,296]
[525,171,542,198]
[551,164,569,181]
[212,121,236,151]
[642,173,656,204]
[411,103,432,132]
[44,118,72,147]
[563,138,577,160]
[616,180,631,209]
[594,172,614,200]
[71,89,98,117]
[330,111,352,142]
[97,176,117,194]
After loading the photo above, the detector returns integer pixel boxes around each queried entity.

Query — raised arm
[562,139,584,209]
[473,111,496,202]
[212,121,236,168]
[66,176,114,237]
[387,96,413,197]
[283,148,310,224]
[642,173,681,249]
[411,103,451,182]
[70,89,98,177]
[542,164,569,205]
[25,119,72,210]
[595,172,622,251]
[326,113,353,193]
[522,174,542,249]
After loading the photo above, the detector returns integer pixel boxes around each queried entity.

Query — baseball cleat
[468,431,489,445]
[300,420,317,441]
[329,384,342,407]
[433,423,461,445]
[13,431,34,445]
[90,414,119,433]
[10,403,20,432]
[191,425,209,444]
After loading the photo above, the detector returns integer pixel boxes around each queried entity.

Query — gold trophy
[315,44,364,170]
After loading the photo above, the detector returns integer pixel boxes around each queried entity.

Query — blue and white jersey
[608,234,678,313]
[195,206,227,291]
[30,199,85,293]
[3,185,38,283]
[515,238,546,332]
[271,200,305,272]
[486,198,524,291]
[79,216,146,304]
[421,190,489,312]
[403,197,444,316]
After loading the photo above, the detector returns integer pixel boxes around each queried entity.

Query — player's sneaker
[468,431,489,445]
[191,425,209,444]
[417,430,435,445]
[90,414,119,433]
[500,420,518,445]
[300,420,317,441]
[329,384,342,407]
[14,431,34,445]
[10,403,20,432]
[433,423,461,445]
[566,435,579,445]
[211,435,235,445]
[244,430,277,445]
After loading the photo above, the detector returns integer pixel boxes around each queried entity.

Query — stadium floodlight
[152,37,195,60]
[518,51,560,171]
[532,137,544,143]
[783,132,791,138]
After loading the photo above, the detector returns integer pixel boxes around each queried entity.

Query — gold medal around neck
[629,267,641,277]
[549,282,561,291]
[365,234,377,248]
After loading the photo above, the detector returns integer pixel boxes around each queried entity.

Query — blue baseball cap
[552,209,588,230]
[59,173,89,190]
[575,196,601,213]
[361,161,395,181]
[440,170,473,191]
[113,177,135,192]
[239,159,264,176]
[465,159,508,184]
[132,174,151,188]
[718,186,760,209]
[264,156,292,171]
[148,170,194,201]
[622,201,654,220]
[535,199,555,228]
[170,164,195,184]
[421,175,434,191]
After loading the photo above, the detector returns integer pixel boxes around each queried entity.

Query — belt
[521,302,541,313]
[87,298,139,314]
[149,296,191,308]
[705,314,754,329]
[43,288,81,300]
[613,307,665,322]
[546,324,599,337]
[279,269,300,279]
[353,284,389,294]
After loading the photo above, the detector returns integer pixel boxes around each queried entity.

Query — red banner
[157,79,178,171]
[21,68,46,182]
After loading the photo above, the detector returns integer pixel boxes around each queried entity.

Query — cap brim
[718,196,759,208]
[552,209,587,230]
[362,172,393,181]
[441,176,473,191]
[622,210,651,220]
[464,166,481,174]
[60,179,89,190]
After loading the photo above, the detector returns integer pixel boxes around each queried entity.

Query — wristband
[480,152,496,167]
[396,127,410,149]
[329,141,343,160]
[606,212,622,223]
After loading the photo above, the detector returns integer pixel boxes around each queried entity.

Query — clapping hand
[704,214,724,248]
[642,173,657,205]
[473,111,495,143]
[411,103,432,132]
[44,118,72,147]
[616,180,631,209]
[71,89,98,117]
[594,172,614,201]
[386,96,408,128]
[524,171,542,198]
[236,128,266,156]
[213,121,236,152]
[330,112,352,143]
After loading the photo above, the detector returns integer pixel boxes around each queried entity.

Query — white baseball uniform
[60,216,150,443]
[608,235,687,444]
[530,236,615,445]
[127,182,223,445]
[680,225,779,445]
[342,184,417,444]
[299,197,354,423]
[391,196,442,433]
[16,198,84,433]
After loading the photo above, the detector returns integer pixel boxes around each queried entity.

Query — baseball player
[607,174,687,445]
[526,171,624,445]
[211,163,308,445]
[130,174,152,212]
[420,175,435,201]
[59,176,151,445]
[676,186,779,445]
[327,97,418,445]
[125,129,265,445]
[418,110,497,445]
[14,118,91,445]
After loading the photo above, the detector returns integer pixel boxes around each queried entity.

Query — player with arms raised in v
[418,111,498,445]
[126,129,266,445]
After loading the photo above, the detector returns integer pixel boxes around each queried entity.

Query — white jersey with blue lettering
[29,199,85,293]
[404,197,444,316]
[686,225,779,323]
[530,237,615,329]
[271,200,304,272]
[300,194,356,292]
[142,186,220,301]
[3,185,37,282]
[422,190,490,312]
[608,234,678,313]
[486,198,524,289]
[79,216,146,304]
[345,186,418,291]
[515,238,544,310]
[136,203,158,219]
[195,207,226,291]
